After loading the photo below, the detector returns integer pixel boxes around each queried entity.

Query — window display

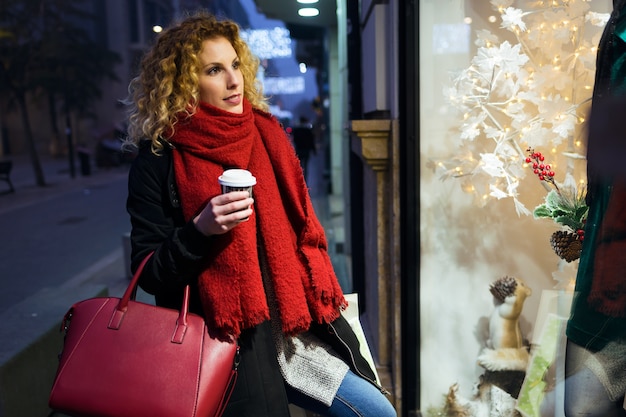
[419,1,612,415]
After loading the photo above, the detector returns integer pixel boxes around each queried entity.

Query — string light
[438,1,608,215]
[462,183,476,193]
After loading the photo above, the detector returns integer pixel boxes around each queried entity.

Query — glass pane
[418,0,611,414]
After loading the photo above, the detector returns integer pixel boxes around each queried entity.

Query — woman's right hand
[193,191,254,236]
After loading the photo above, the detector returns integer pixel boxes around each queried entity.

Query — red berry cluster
[525,148,557,189]
[576,227,585,242]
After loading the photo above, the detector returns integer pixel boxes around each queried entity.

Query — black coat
[126,144,383,416]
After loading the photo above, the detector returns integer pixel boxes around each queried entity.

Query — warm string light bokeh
[434,0,608,216]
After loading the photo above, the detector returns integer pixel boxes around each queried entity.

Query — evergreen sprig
[533,188,588,232]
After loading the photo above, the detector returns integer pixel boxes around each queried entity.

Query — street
[0,174,130,315]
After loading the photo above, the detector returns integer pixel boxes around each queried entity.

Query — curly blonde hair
[125,10,268,152]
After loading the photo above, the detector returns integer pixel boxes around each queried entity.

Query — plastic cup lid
[218,169,257,187]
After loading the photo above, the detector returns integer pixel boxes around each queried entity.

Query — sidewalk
[0,151,130,216]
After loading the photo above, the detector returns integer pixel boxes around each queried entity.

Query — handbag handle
[107,252,192,344]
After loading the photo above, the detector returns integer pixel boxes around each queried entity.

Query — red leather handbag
[49,252,239,417]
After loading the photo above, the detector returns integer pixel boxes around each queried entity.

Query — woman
[124,10,396,417]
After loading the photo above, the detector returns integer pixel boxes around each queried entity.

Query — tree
[0,0,121,185]
[0,0,47,185]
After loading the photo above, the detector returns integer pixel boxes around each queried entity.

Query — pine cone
[489,276,517,302]
[550,230,582,262]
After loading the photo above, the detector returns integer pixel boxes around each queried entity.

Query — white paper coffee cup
[218,169,256,197]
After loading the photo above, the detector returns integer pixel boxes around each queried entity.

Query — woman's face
[198,37,244,114]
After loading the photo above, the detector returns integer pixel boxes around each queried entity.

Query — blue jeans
[286,370,397,417]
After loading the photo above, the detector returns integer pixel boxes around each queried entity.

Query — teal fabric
[565,2,626,351]
[565,183,626,351]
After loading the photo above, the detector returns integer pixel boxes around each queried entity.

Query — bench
[0,160,14,194]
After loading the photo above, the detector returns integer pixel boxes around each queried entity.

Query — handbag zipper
[234,344,241,370]
[60,310,73,334]
[56,310,73,360]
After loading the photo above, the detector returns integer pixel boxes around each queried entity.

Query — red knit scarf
[169,99,345,338]
[587,180,626,317]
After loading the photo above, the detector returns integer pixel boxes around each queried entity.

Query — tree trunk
[17,93,46,186]
[48,93,62,156]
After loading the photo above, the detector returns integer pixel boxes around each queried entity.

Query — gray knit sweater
[260,248,349,407]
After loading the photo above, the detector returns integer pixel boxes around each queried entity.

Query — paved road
[0,173,130,315]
